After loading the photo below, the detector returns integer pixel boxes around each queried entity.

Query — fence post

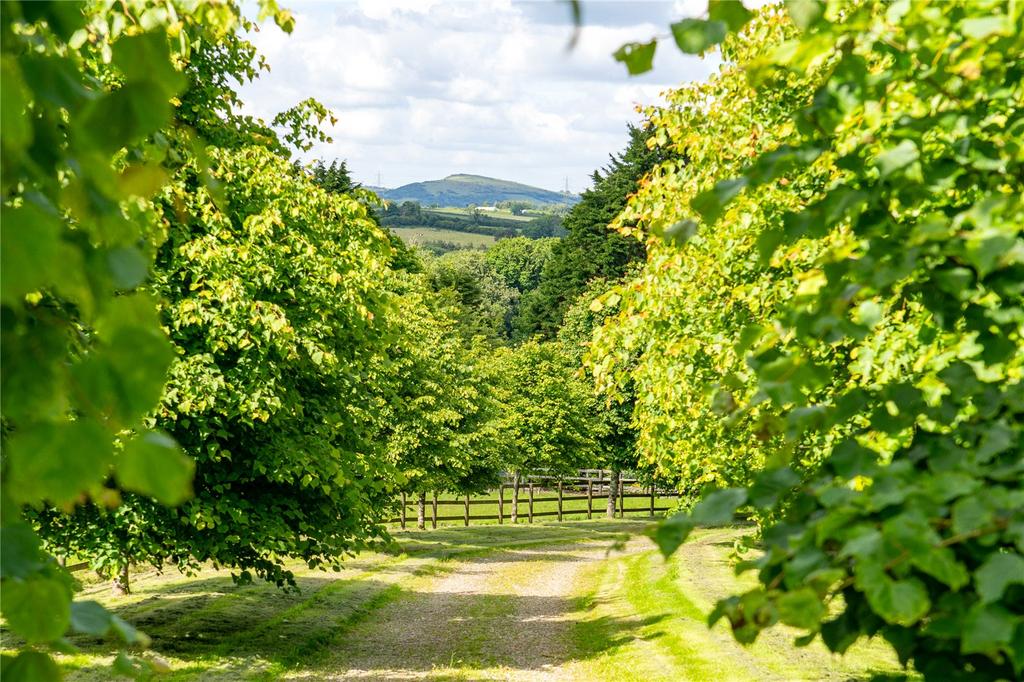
[511,472,520,524]
[528,483,534,523]
[418,492,426,530]
[650,485,655,517]
[607,469,619,518]
[401,492,407,530]
[618,478,624,518]
[464,493,470,527]
[557,480,563,522]
[432,492,438,529]
[587,480,593,520]
[498,484,504,525]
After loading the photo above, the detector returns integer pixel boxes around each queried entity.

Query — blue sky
[239,1,719,192]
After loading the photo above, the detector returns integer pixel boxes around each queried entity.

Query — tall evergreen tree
[513,124,668,339]
[309,159,356,194]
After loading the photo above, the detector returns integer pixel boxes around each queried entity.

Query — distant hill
[376,174,578,207]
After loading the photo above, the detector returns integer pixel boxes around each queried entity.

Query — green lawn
[392,486,682,527]
[10,521,914,681]
[390,226,495,247]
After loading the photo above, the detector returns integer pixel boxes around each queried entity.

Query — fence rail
[388,471,680,529]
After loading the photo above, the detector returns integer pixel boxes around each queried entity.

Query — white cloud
[239,0,716,192]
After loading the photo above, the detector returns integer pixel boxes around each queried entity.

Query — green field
[391,226,496,247]
[33,521,911,681]
[393,486,683,527]
[428,206,535,222]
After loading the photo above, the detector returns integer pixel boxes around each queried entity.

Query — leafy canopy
[596,1,1024,679]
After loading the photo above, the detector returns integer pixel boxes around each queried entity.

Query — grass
[393,486,682,527]
[428,207,535,222]
[10,521,915,681]
[390,226,496,247]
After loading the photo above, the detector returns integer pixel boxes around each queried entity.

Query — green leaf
[708,0,753,32]
[0,577,71,643]
[0,525,47,580]
[79,82,173,154]
[670,19,727,55]
[748,467,799,508]
[776,587,825,630]
[107,246,149,289]
[116,430,194,505]
[5,421,114,505]
[962,603,1015,655]
[691,177,747,225]
[110,31,185,96]
[952,496,992,535]
[692,488,747,525]
[960,15,1013,39]
[72,320,174,425]
[613,41,657,75]
[110,614,150,646]
[70,601,113,636]
[854,300,882,328]
[785,0,825,30]
[975,553,1024,604]
[963,228,1014,278]
[653,512,696,558]
[1,57,33,157]
[828,440,878,478]
[912,547,969,591]
[663,219,698,246]
[0,651,61,682]
[858,565,930,626]
[0,203,62,305]
[875,140,919,178]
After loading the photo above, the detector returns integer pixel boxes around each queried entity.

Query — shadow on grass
[63,579,667,680]
[60,526,659,681]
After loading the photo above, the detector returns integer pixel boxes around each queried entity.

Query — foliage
[515,125,663,340]
[379,201,519,238]
[425,250,521,341]
[307,158,357,194]
[38,146,401,587]
[0,0,299,675]
[596,1,1024,679]
[592,10,814,498]
[560,279,640,478]
[484,237,558,293]
[376,279,502,496]
[487,340,603,476]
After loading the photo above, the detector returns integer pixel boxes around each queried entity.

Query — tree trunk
[606,468,620,518]
[111,564,130,596]
[511,471,520,523]
[417,492,426,530]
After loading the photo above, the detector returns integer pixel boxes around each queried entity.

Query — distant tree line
[376,201,566,239]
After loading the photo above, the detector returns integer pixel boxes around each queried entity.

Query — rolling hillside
[377,174,578,207]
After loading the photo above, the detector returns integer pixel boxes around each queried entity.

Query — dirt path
[303,537,648,681]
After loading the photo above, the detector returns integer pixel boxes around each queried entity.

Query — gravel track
[304,538,647,681]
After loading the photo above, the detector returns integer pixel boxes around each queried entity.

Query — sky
[239,0,719,193]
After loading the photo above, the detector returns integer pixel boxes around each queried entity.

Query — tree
[309,158,357,194]
[488,340,604,510]
[376,275,502,528]
[596,2,1024,679]
[0,0,291,675]
[484,237,558,293]
[39,145,401,588]
[559,278,644,516]
[514,125,666,339]
[425,250,520,341]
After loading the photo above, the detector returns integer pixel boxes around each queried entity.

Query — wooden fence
[387,472,680,529]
